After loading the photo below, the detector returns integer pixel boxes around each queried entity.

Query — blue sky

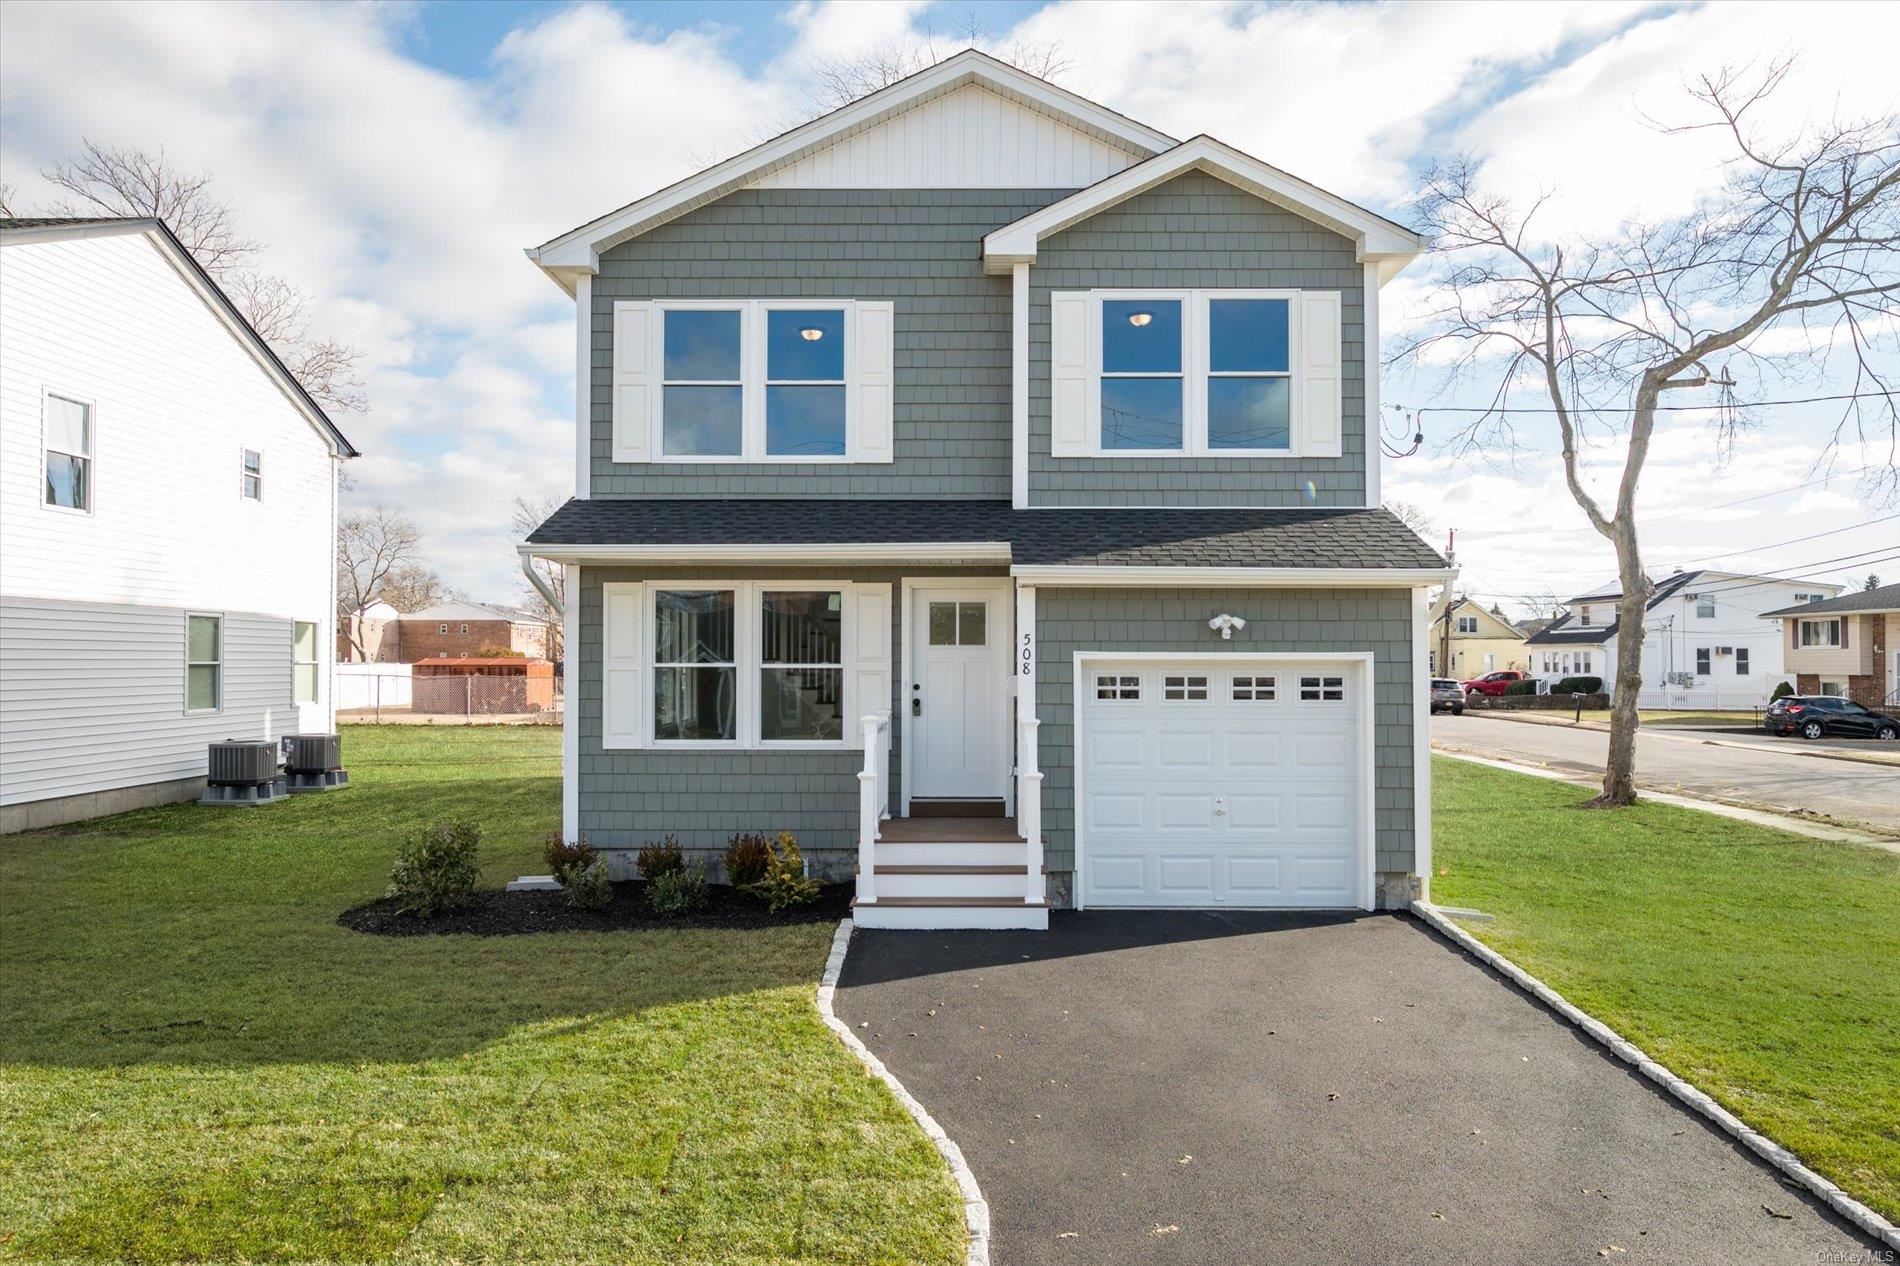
[3,1,1895,607]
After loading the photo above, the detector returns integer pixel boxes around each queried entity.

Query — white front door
[910,588,1006,799]
[1079,659,1363,908]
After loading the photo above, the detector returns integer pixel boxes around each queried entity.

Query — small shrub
[543,834,598,886]
[566,857,612,910]
[1771,680,1795,701]
[1504,679,1540,697]
[387,821,481,918]
[745,832,821,912]
[636,835,685,880]
[647,865,708,917]
[724,832,773,887]
[1551,675,1603,694]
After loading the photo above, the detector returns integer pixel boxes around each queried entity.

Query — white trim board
[523,542,1013,565]
[1070,650,1378,913]
[1012,565,1454,587]
[528,49,1172,290]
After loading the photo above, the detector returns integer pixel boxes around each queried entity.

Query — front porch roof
[522,499,1449,576]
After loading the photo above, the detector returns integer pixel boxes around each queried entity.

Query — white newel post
[857,712,887,905]
[1016,585,1043,904]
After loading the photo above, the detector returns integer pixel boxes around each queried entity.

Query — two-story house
[519,52,1449,928]
[0,217,355,831]
[1763,581,1900,707]
[1426,593,1528,679]
[1524,569,1842,709]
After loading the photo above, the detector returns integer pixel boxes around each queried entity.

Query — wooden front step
[877,815,1024,843]
[907,798,1006,818]
[855,896,1050,909]
[873,864,1036,876]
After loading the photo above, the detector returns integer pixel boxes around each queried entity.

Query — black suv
[1763,695,1899,741]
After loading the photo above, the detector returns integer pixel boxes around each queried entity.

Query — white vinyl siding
[614,299,895,464]
[1048,288,1343,457]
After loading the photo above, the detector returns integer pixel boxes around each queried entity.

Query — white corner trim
[1410,901,1900,1251]
[574,272,592,499]
[982,135,1426,275]
[1363,261,1381,509]
[1010,565,1455,588]
[817,920,992,1266]
[1011,262,1030,509]
[562,563,580,842]
[1411,586,1432,896]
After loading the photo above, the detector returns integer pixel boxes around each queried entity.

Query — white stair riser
[874,841,1025,866]
[853,904,1050,931]
[874,871,1030,899]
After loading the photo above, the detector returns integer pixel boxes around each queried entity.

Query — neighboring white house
[1523,569,1843,708]
[0,217,357,831]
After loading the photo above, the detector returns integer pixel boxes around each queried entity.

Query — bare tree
[512,495,566,664]
[336,504,425,659]
[807,12,1069,111]
[37,140,364,412]
[0,182,16,217]
[1382,499,1437,540]
[1399,63,1899,806]
[379,564,453,614]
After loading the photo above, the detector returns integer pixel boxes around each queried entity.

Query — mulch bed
[338,880,852,937]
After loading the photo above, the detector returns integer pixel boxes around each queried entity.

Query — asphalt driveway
[835,912,1878,1264]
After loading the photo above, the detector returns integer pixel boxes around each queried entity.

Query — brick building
[339,600,551,663]
[1764,583,1899,707]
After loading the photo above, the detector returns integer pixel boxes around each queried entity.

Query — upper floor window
[621,299,895,465]
[44,393,93,512]
[241,449,263,500]
[1694,594,1715,618]
[1578,606,1592,626]
[1799,617,1843,648]
[438,624,448,634]
[1456,615,1479,634]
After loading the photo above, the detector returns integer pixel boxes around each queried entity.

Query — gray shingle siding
[1028,169,1368,506]
[1032,587,1416,881]
[589,188,1076,499]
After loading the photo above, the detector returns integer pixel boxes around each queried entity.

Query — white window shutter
[851,301,895,463]
[611,301,653,463]
[846,582,893,748]
[1049,291,1091,456]
[602,584,642,748]
[1297,290,1343,457]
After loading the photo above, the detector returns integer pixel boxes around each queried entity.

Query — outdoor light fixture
[799,326,825,341]
[1127,310,1154,327]
[1208,613,1247,640]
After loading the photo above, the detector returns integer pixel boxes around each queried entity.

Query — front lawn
[0,726,963,1264]
[1432,755,1900,1221]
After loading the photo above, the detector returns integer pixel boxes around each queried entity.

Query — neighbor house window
[1695,594,1715,618]
[1695,647,1711,675]
[186,614,222,712]
[1456,615,1479,634]
[438,623,448,634]
[662,307,743,457]
[1100,298,1184,450]
[1735,648,1750,675]
[1096,291,1296,453]
[653,589,737,742]
[292,621,319,703]
[241,449,262,499]
[1799,618,1843,648]
[44,393,92,511]
[459,623,469,635]
[759,590,843,741]
[1578,607,1592,627]
[765,309,846,456]
[658,301,857,460]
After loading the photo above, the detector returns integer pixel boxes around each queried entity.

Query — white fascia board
[519,542,1014,565]
[527,49,1172,284]
[1011,565,1455,587]
[983,135,1428,275]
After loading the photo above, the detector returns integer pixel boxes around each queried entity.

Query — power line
[1394,390,1898,416]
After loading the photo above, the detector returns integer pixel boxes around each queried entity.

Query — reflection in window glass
[654,590,735,741]
[45,394,92,510]
[663,309,742,380]
[1208,298,1292,450]
[928,602,958,646]
[1101,377,1183,450]
[1207,377,1289,449]
[1209,299,1289,372]
[767,308,847,457]
[1101,298,1183,451]
[1102,300,1181,373]
[760,590,843,741]
[663,310,743,456]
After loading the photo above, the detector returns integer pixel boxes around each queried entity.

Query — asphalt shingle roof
[525,500,1447,570]
[1762,582,1900,618]
[1524,570,1703,646]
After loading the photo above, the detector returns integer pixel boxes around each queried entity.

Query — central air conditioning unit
[201,740,289,807]
[284,733,350,793]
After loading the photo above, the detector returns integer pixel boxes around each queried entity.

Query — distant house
[0,217,356,831]
[341,599,549,663]
[1525,570,1842,707]
[339,599,402,662]
[1761,582,1900,707]
[1426,594,1528,678]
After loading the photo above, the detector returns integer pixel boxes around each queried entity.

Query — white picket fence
[336,663,412,711]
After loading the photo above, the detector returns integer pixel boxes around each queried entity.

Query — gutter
[520,551,564,617]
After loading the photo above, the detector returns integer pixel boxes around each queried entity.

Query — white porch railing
[1017,715,1044,905]
[856,711,892,904]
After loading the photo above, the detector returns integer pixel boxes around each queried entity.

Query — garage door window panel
[1163,674,1209,701]
[1095,674,1140,701]
[1299,674,1346,703]
[1232,674,1277,701]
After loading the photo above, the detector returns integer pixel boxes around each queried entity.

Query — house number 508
[1020,633,1034,676]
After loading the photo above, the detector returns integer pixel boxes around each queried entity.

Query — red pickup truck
[1461,670,1528,697]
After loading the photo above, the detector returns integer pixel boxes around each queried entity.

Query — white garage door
[1078,660,1363,908]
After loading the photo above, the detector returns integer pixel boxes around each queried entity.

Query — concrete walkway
[836,912,1878,1264]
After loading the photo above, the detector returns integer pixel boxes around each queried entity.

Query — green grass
[1432,755,1900,1220]
[0,726,963,1264]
